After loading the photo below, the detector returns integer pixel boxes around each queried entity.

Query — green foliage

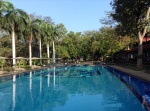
[3,67,14,72]
[16,59,27,68]
[86,54,91,61]
[111,0,150,36]
[56,46,70,59]
[111,0,150,67]
[0,0,135,64]
[0,35,12,57]
[1,4,29,36]
[21,65,32,70]
[32,59,41,66]
[0,58,6,70]
[55,23,67,39]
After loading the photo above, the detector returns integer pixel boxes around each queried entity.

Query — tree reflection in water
[0,66,147,111]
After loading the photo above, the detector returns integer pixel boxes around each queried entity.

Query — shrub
[0,59,6,70]
[21,65,32,70]
[32,59,40,66]
[16,59,27,68]
[3,67,15,72]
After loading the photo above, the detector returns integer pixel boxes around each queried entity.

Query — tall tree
[51,25,57,63]
[55,23,67,41]
[111,0,150,67]
[0,0,10,18]
[2,4,29,66]
[35,19,44,65]
[44,23,67,63]
[42,17,53,64]
[54,23,67,63]
[25,15,40,66]
[41,22,51,64]
[38,22,43,65]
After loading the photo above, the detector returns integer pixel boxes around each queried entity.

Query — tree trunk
[53,41,55,63]
[39,39,42,65]
[137,7,150,67]
[47,43,50,64]
[29,33,32,66]
[137,32,143,67]
[12,26,16,66]
[101,56,104,62]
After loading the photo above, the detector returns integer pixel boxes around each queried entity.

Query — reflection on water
[13,75,16,82]
[47,69,50,87]
[53,67,56,88]
[12,75,16,111]
[29,72,32,92]
[0,66,147,111]
[40,71,42,93]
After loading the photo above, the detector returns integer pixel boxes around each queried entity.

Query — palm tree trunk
[53,41,55,63]
[29,33,32,66]
[47,42,50,64]
[39,38,42,65]
[12,26,16,66]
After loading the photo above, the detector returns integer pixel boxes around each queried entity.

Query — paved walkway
[109,65,150,83]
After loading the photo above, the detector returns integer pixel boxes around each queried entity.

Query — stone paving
[109,65,150,83]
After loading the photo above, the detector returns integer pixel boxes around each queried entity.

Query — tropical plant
[25,15,41,66]
[0,58,6,70]
[1,4,29,66]
[0,0,11,22]
[34,19,44,65]
[42,23,53,64]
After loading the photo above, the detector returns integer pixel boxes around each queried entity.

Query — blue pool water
[0,66,148,111]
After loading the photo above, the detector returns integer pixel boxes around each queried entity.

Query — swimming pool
[0,66,147,111]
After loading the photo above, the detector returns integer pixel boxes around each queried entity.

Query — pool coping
[108,65,150,83]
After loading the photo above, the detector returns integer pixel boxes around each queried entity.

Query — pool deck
[108,65,150,83]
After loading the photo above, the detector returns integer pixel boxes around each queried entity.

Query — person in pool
[142,95,150,111]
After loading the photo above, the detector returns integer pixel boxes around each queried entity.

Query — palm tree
[42,23,52,64]
[1,4,29,66]
[0,0,10,16]
[53,24,67,63]
[35,19,45,65]
[46,24,67,64]
[48,24,57,64]
[26,16,40,66]
[28,18,49,66]
[38,23,43,65]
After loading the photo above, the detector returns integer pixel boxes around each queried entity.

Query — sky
[8,0,112,33]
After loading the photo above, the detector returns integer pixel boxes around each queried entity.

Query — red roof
[143,37,150,42]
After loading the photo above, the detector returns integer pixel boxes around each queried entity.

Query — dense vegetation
[0,0,149,68]
[110,0,150,67]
